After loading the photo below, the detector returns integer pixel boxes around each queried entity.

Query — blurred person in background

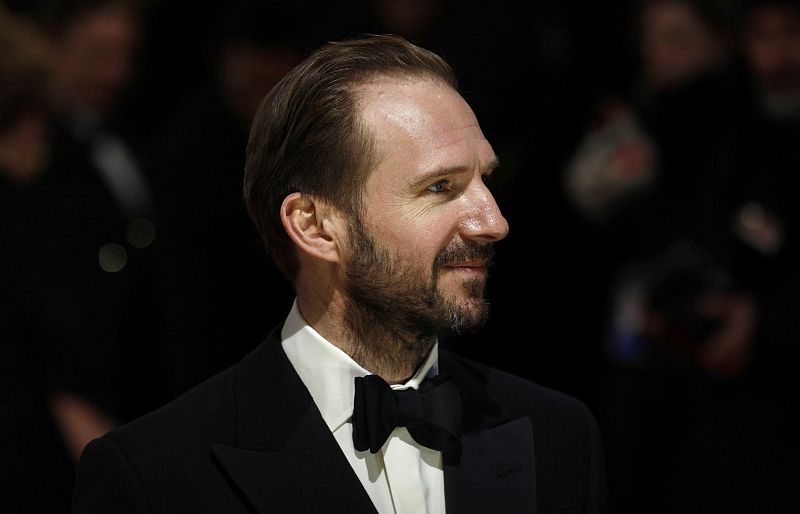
[719,4,800,502]
[0,6,78,511]
[638,0,731,92]
[565,0,743,380]
[743,0,800,118]
[566,1,799,512]
[713,1,800,382]
[38,0,161,448]
[573,0,748,382]
[146,0,308,396]
[44,0,153,223]
[48,0,139,124]
[566,0,736,223]
[2,1,164,511]
[0,7,51,188]
[565,0,744,404]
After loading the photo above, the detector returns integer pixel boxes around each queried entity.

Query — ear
[280,192,345,264]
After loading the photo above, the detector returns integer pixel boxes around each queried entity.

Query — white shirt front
[281,300,446,514]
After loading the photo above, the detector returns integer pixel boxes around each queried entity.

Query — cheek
[393,228,443,266]
[361,180,469,267]
[366,204,449,252]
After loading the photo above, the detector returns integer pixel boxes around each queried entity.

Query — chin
[437,289,490,331]
[450,304,490,334]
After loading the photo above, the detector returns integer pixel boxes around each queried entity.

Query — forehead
[356,77,495,184]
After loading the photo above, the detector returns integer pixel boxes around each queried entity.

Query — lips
[434,241,495,275]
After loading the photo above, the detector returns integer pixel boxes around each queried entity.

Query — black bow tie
[352,374,463,454]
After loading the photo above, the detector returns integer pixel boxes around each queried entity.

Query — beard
[343,217,495,343]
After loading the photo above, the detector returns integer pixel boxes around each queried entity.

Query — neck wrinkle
[341,294,436,384]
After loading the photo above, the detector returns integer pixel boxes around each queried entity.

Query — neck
[342,293,436,383]
[297,290,435,384]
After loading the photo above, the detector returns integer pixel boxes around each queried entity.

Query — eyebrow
[409,156,500,190]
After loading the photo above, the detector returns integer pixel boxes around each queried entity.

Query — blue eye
[427,180,450,193]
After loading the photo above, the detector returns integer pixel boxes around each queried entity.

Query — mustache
[434,239,495,271]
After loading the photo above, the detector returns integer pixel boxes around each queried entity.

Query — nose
[460,179,509,243]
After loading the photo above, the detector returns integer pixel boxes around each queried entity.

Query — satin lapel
[440,352,538,514]
[211,328,378,514]
[444,418,537,514]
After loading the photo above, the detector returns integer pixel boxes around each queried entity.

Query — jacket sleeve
[72,437,150,514]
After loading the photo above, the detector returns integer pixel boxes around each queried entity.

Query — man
[742,0,800,120]
[74,35,606,513]
[41,0,158,457]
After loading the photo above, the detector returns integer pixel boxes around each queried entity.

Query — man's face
[343,77,508,335]
[640,1,724,89]
[743,5,800,96]
[53,8,140,119]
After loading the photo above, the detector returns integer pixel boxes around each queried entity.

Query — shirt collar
[281,299,439,432]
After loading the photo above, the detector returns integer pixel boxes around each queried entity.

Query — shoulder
[73,328,297,512]
[73,368,240,513]
[440,349,595,426]
[440,350,603,468]
[441,350,607,513]
[73,436,149,513]
[109,364,238,453]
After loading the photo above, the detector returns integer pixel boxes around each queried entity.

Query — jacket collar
[212,327,537,514]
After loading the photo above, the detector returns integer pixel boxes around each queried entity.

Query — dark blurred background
[1,0,798,512]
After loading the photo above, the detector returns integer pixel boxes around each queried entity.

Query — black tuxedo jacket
[73,328,606,513]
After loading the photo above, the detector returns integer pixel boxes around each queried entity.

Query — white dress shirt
[281,300,446,514]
